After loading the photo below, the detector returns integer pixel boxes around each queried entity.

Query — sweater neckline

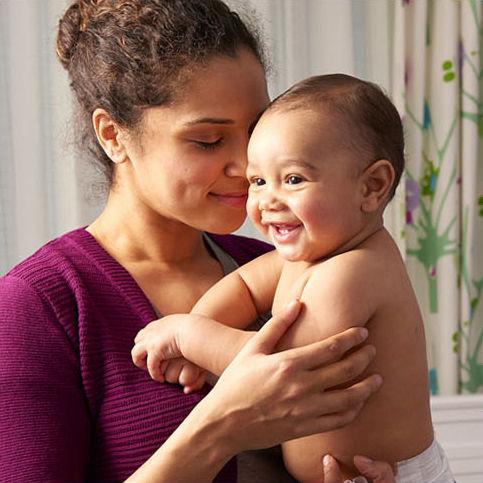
[66,227,233,324]
[66,228,158,323]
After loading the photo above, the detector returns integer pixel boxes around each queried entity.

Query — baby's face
[246,108,366,262]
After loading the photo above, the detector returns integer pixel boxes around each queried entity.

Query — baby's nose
[258,192,284,211]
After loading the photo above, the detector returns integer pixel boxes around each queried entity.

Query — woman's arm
[128,301,383,482]
[0,277,90,481]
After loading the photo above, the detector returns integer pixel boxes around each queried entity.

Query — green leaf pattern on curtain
[396,0,482,395]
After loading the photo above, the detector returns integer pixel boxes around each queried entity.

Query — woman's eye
[194,139,223,150]
[286,175,303,185]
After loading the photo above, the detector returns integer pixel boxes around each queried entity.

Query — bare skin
[91,50,384,482]
[323,454,396,483]
[132,107,431,481]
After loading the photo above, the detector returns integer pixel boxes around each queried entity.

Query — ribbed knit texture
[0,228,272,483]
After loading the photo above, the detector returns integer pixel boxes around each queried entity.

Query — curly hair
[56,0,265,185]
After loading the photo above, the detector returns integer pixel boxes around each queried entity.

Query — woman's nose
[225,137,249,177]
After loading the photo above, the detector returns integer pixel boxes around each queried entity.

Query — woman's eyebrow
[183,117,235,126]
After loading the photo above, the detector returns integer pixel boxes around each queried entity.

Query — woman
[0,1,393,481]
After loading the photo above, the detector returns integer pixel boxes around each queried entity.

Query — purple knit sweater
[0,228,272,482]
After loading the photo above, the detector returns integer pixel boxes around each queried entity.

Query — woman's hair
[56,0,265,185]
[267,74,405,200]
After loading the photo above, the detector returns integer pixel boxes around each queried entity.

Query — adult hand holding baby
[323,454,396,483]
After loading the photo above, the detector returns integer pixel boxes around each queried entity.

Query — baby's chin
[273,244,319,263]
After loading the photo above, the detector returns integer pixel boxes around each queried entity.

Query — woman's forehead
[173,50,268,115]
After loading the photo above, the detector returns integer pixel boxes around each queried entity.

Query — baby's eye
[250,177,266,186]
[286,175,303,185]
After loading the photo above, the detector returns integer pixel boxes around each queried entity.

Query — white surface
[431,395,483,483]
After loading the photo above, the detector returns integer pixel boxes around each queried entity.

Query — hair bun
[56,1,97,69]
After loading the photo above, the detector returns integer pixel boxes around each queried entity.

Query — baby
[132,74,453,482]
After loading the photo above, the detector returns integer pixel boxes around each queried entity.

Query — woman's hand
[127,300,383,483]
[200,300,383,454]
[323,454,396,482]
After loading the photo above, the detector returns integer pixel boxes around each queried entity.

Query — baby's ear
[360,159,395,212]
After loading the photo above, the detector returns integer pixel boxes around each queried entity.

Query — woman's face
[120,49,269,234]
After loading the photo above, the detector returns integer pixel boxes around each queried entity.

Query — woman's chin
[204,216,247,235]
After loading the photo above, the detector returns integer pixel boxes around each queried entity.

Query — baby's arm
[132,250,284,384]
[279,253,379,481]
[279,253,377,351]
[191,249,283,327]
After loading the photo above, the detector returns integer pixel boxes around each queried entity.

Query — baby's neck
[322,216,385,261]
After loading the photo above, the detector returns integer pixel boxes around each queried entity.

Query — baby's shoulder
[308,232,402,292]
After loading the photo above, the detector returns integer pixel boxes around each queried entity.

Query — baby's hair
[56,0,265,185]
[267,74,404,200]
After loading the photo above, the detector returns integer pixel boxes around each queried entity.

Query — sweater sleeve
[0,275,90,483]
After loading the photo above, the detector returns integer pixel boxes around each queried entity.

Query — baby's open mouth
[268,223,302,242]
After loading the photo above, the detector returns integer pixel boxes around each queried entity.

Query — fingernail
[358,327,368,340]
[357,455,373,465]
[323,454,332,467]
[287,299,300,309]
[373,375,383,387]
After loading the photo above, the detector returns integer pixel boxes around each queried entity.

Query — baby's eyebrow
[280,159,318,171]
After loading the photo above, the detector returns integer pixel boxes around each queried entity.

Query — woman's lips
[210,192,248,208]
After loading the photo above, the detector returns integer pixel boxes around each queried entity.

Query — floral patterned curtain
[392,0,483,395]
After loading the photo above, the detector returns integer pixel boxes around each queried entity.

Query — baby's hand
[131,315,207,392]
[160,357,207,394]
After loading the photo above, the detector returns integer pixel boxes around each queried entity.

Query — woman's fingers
[322,454,345,483]
[247,300,303,354]
[323,455,371,483]
[309,344,376,390]
[284,326,369,371]
[289,375,382,438]
[353,455,396,482]
[315,375,382,416]
[321,453,396,483]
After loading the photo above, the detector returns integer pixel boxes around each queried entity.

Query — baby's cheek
[246,196,266,233]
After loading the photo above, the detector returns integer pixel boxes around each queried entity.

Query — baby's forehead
[256,106,361,155]
[248,109,367,173]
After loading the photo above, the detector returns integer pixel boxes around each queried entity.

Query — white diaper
[395,439,454,483]
[344,439,454,483]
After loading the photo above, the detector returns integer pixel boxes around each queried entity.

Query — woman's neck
[86,190,208,267]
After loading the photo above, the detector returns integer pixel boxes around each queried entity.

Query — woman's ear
[92,108,128,164]
[360,159,395,212]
